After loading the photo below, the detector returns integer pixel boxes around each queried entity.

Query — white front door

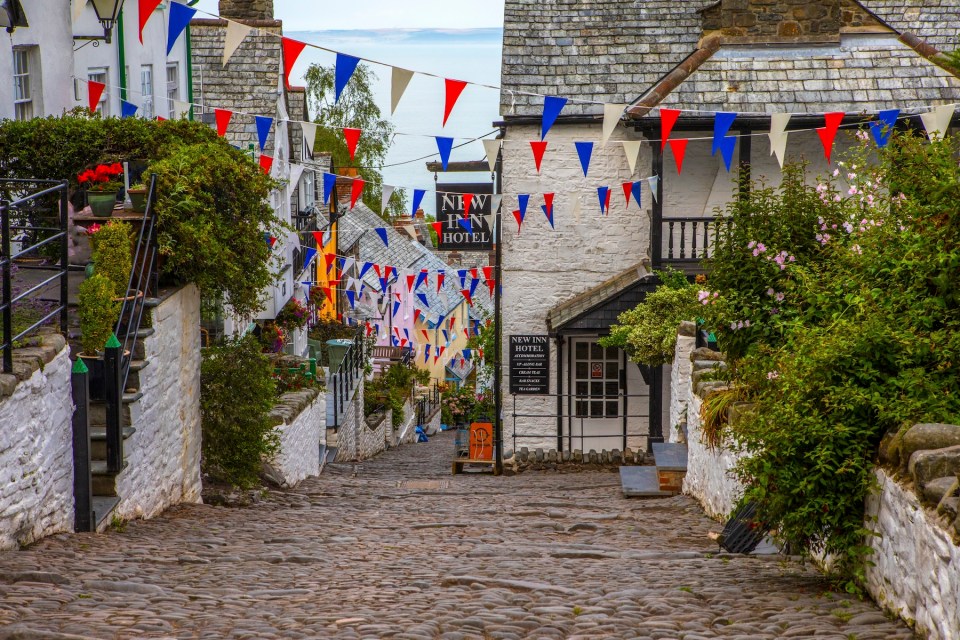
[569,339,622,453]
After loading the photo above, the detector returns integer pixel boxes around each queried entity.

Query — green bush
[77,274,120,355]
[200,336,280,489]
[148,142,283,317]
[365,361,429,427]
[91,221,133,297]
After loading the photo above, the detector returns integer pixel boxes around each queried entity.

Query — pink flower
[767,371,780,380]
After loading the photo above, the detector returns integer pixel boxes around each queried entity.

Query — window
[140,65,154,120]
[88,68,109,116]
[165,63,179,119]
[573,341,621,418]
[12,48,33,121]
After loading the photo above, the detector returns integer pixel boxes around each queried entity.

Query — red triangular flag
[434,356,440,365]
[259,154,273,174]
[443,79,468,127]
[450,316,457,329]
[422,329,430,341]
[461,289,473,306]
[87,81,105,114]
[604,188,612,213]
[343,127,362,161]
[462,193,473,218]
[622,182,634,207]
[312,231,324,247]
[414,309,422,323]
[487,278,496,297]
[530,141,548,173]
[438,346,446,357]
[139,0,163,43]
[324,253,337,272]
[431,221,443,241]
[817,112,844,164]
[214,108,232,137]
[668,138,688,174]
[155,115,166,122]
[660,108,681,150]
[482,266,493,282]
[281,37,307,89]
[469,268,478,280]
[350,178,364,209]
[322,286,332,300]
[406,274,415,292]
[437,271,445,291]
[513,210,524,233]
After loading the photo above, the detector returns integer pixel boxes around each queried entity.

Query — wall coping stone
[269,388,320,426]
[0,328,68,400]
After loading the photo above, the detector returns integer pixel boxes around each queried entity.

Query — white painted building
[0,0,191,121]
[498,0,960,453]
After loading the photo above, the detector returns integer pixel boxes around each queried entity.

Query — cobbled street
[0,433,914,640]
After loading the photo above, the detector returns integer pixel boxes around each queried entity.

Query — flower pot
[84,262,95,278]
[87,191,119,217]
[127,188,147,214]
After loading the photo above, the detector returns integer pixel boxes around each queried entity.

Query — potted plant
[77,274,121,357]
[78,163,123,217]
[127,182,148,213]
[90,221,133,298]
[275,297,309,333]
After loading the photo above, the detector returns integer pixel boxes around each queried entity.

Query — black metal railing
[415,380,442,426]
[329,329,366,430]
[113,174,159,391]
[0,179,69,373]
[662,216,731,263]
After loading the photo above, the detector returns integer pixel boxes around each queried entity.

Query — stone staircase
[619,442,688,498]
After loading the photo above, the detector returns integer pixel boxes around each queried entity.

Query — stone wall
[262,389,326,488]
[0,339,74,550]
[865,469,960,640]
[218,0,273,20]
[114,285,203,521]
[332,375,365,462]
[700,0,884,40]
[667,322,697,444]
[359,410,388,461]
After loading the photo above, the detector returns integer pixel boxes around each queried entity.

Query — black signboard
[435,182,494,251]
[509,335,550,395]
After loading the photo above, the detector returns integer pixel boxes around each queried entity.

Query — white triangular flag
[647,175,660,203]
[920,104,955,141]
[301,122,317,154]
[602,103,626,146]
[71,0,85,24]
[381,185,395,215]
[621,141,642,175]
[342,257,356,275]
[768,113,791,169]
[491,194,503,214]
[345,277,357,293]
[223,21,253,67]
[391,67,415,115]
[482,139,502,172]
[172,100,192,119]
[288,164,305,189]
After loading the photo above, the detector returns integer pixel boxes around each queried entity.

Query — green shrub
[91,221,133,297]
[365,361,430,427]
[200,336,279,489]
[77,274,120,355]
[148,142,283,317]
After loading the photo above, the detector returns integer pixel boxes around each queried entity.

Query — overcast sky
[191,0,506,30]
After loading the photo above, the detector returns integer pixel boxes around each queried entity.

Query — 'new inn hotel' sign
[435,183,494,251]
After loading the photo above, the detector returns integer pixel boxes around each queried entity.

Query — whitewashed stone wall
[865,469,960,640]
[333,377,365,463]
[0,345,74,550]
[359,411,388,461]
[262,389,326,488]
[114,285,202,521]
[668,323,697,444]
[682,389,745,520]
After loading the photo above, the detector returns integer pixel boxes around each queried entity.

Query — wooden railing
[661,216,730,264]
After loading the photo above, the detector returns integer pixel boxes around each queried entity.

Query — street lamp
[74,0,125,44]
[0,0,28,33]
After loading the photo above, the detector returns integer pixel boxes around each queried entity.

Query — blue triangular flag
[302,247,317,267]
[121,100,138,119]
[335,53,361,103]
[301,282,312,301]
[436,137,454,171]
[346,290,356,309]
[598,186,610,215]
[375,228,388,247]
[458,269,468,288]
[541,205,554,229]
[167,2,197,55]
[417,292,429,307]
[463,348,472,360]
[870,109,900,148]
[541,96,568,140]
[424,345,431,363]
[442,330,449,343]
[415,270,428,290]
[255,116,273,152]
[322,173,337,205]
[713,112,737,155]
[718,136,737,172]
[358,261,373,280]
[517,194,530,218]
[457,217,473,234]
[411,189,426,217]
[575,142,593,177]
[631,181,642,209]
[469,277,479,297]
[393,301,401,317]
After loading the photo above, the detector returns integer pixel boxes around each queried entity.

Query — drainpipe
[117,8,127,101]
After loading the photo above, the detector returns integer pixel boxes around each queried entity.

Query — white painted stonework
[114,285,203,521]
[681,390,745,520]
[333,378,365,463]
[359,411,388,461]
[668,330,697,444]
[864,469,960,640]
[0,347,74,550]
[263,391,326,488]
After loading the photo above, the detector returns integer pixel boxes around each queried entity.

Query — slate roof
[647,36,960,114]
[500,0,960,118]
[546,261,652,332]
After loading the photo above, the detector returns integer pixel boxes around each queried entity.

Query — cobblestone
[0,432,914,639]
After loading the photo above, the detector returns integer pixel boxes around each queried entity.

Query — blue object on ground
[416,426,429,443]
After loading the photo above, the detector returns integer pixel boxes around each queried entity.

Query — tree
[304,63,406,219]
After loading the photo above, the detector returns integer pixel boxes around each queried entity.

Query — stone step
[88,392,142,428]
[92,496,120,530]
[89,426,136,460]
[620,466,673,498]
[91,460,128,497]
[652,442,688,471]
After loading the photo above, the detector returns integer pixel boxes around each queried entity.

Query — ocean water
[287,28,504,215]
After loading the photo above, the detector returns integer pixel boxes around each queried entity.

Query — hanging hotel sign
[435,182,494,251]
[509,334,550,395]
